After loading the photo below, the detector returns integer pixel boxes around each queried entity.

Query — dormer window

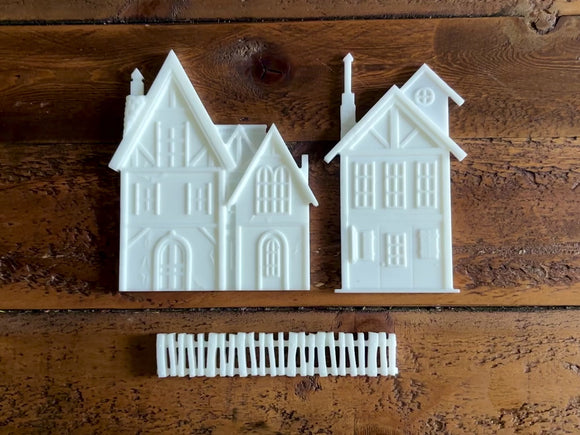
[255,166,290,214]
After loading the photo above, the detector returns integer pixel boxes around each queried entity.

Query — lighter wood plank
[0,0,576,21]
[0,18,579,143]
[0,138,578,308]
[0,310,578,433]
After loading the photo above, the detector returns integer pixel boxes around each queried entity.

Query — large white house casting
[325,54,467,293]
[109,51,318,291]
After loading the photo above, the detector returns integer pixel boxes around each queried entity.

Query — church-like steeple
[340,53,356,138]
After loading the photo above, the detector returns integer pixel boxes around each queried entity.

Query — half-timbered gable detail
[325,54,466,293]
[110,51,316,291]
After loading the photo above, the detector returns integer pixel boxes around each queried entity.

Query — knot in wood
[251,52,291,85]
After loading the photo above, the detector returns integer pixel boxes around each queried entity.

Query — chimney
[340,53,356,138]
[300,154,309,180]
[124,68,146,134]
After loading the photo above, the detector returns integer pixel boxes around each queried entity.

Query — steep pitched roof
[217,124,267,158]
[228,124,318,207]
[401,64,464,106]
[324,86,467,163]
[109,50,235,171]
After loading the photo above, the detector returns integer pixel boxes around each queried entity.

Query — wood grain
[0,310,578,433]
[0,2,578,433]
[0,0,575,21]
[1,137,578,308]
[1,18,580,144]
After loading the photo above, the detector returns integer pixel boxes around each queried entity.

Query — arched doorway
[154,231,191,290]
[257,231,288,290]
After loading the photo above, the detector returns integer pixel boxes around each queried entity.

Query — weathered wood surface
[1,18,580,145]
[0,4,579,433]
[1,137,578,308]
[0,0,576,22]
[1,310,579,433]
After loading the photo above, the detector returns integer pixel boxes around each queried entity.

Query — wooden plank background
[0,1,579,433]
[1,310,579,433]
[0,19,579,308]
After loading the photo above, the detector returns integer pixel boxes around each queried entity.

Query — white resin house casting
[325,54,466,293]
[109,51,318,291]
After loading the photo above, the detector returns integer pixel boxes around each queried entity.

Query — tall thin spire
[340,53,356,138]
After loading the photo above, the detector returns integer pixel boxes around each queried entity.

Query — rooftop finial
[130,68,144,96]
[343,53,354,94]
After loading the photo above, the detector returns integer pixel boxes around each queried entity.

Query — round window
[414,87,435,106]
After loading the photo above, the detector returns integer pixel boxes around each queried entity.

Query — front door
[154,233,190,290]
[257,232,288,290]
[380,224,413,289]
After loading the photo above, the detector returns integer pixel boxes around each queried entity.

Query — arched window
[274,167,290,213]
[255,166,273,214]
[255,166,290,214]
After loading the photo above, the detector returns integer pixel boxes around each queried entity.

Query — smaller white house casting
[109,51,318,291]
[157,331,398,378]
[325,54,467,293]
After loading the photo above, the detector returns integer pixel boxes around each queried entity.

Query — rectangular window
[186,182,212,215]
[416,161,437,208]
[353,162,375,209]
[155,122,186,167]
[135,182,159,216]
[385,233,407,267]
[384,162,405,208]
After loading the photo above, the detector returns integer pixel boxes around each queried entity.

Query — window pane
[353,162,375,209]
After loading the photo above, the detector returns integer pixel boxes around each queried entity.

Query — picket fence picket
[157,332,398,378]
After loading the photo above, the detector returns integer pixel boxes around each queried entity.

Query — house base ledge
[334,288,460,294]
[119,288,310,292]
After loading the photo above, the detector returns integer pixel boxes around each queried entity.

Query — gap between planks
[0,0,575,24]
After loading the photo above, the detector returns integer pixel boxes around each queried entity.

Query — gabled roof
[401,64,464,106]
[324,85,467,163]
[228,124,318,207]
[217,124,267,156]
[109,50,235,171]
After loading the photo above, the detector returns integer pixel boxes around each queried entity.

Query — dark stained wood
[0,3,578,432]
[1,137,578,308]
[0,310,579,433]
[0,0,576,21]
[0,1,578,433]
[1,18,580,144]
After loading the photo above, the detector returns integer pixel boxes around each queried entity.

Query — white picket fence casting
[157,331,398,378]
